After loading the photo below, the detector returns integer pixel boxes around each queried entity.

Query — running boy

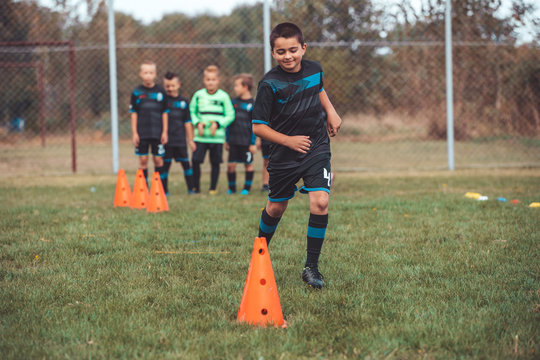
[252,23,342,289]
[162,71,195,195]
[189,65,235,194]
[226,73,256,195]
[130,60,168,183]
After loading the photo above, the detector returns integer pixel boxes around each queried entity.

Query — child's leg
[305,191,329,269]
[139,155,149,183]
[242,163,254,194]
[209,144,223,192]
[191,142,206,193]
[258,200,288,246]
[162,157,172,194]
[153,155,166,189]
[262,158,269,191]
[180,160,194,193]
[227,163,237,194]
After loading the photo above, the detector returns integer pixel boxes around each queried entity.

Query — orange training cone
[237,237,285,328]
[147,172,169,212]
[114,168,131,207]
[131,169,149,209]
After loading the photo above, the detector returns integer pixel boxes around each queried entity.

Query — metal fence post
[108,0,120,174]
[445,0,455,170]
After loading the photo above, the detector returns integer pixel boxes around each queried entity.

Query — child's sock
[155,165,167,194]
[161,159,172,194]
[258,208,281,246]
[210,163,220,191]
[192,162,201,193]
[243,170,254,192]
[305,213,328,269]
[180,161,194,193]
[142,168,148,184]
[227,171,237,193]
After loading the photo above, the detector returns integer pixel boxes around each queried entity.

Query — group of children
[130,63,268,196]
[130,22,342,289]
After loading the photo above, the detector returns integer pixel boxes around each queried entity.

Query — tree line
[1,0,538,139]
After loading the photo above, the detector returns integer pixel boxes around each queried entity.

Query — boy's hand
[210,122,218,137]
[225,142,230,151]
[197,123,205,137]
[285,135,311,154]
[132,133,140,146]
[249,145,257,154]
[161,132,168,145]
[327,112,342,137]
[189,140,196,152]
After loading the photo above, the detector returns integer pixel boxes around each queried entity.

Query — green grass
[1,170,539,359]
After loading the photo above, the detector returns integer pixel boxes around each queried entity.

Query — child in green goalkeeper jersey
[189,65,235,194]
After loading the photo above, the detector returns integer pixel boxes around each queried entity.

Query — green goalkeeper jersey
[189,88,235,144]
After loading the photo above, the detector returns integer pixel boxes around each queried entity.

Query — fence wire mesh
[1,0,539,178]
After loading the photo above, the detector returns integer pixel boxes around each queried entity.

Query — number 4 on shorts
[323,168,331,187]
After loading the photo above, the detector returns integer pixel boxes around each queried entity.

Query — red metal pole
[69,42,77,173]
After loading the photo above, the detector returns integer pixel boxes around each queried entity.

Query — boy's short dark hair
[270,22,305,50]
[164,71,179,81]
[233,73,254,91]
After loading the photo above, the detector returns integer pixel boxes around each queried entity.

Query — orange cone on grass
[131,169,149,209]
[147,172,169,212]
[113,168,131,207]
[237,237,285,328]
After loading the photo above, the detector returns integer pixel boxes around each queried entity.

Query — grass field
[1,169,539,359]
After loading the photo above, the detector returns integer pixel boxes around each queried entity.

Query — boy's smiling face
[164,77,180,97]
[203,72,220,94]
[272,36,306,73]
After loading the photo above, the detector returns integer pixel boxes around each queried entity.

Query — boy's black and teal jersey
[130,84,169,139]
[189,88,235,144]
[167,94,191,147]
[227,97,256,146]
[252,60,330,169]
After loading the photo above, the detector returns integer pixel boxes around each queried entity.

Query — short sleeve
[252,82,274,126]
[129,91,138,113]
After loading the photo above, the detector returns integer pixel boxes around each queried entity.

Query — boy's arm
[253,123,311,154]
[189,93,200,126]
[319,89,342,137]
[219,94,236,128]
[161,112,168,145]
[131,112,139,146]
[184,122,196,151]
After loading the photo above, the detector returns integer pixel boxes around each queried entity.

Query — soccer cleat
[209,190,218,195]
[240,189,249,195]
[227,189,236,195]
[261,184,269,192]
[302,267,324,289]
[188,190,196,195]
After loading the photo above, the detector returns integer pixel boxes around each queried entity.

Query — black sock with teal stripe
[142,168,148,184]
[244,170,254,191]
[258,208,281,246]
[161,159,172,194]
[180,161,194,192]
[305,213,328,268]
[227,171,236,193]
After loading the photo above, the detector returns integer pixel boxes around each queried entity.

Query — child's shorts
[135,139,165,157]
[261,140,271,160]
[165,145,189,162]
[192,142,223,164]
[268,154,331,202]
[228,144,253,164]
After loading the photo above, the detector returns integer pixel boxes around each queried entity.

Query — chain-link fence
[1,0,539,177]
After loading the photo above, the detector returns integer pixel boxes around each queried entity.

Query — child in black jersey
[130,60,169,183]
[162,72,196,195]
[252,23,342,289]
[226,73,257,195]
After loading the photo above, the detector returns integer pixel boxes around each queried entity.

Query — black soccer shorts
[268,154,331,202]
[261,140,271,160]
[165,145,189,162]
[192,142,223,164]
[228,144,253,164]
[135,139,165,157]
